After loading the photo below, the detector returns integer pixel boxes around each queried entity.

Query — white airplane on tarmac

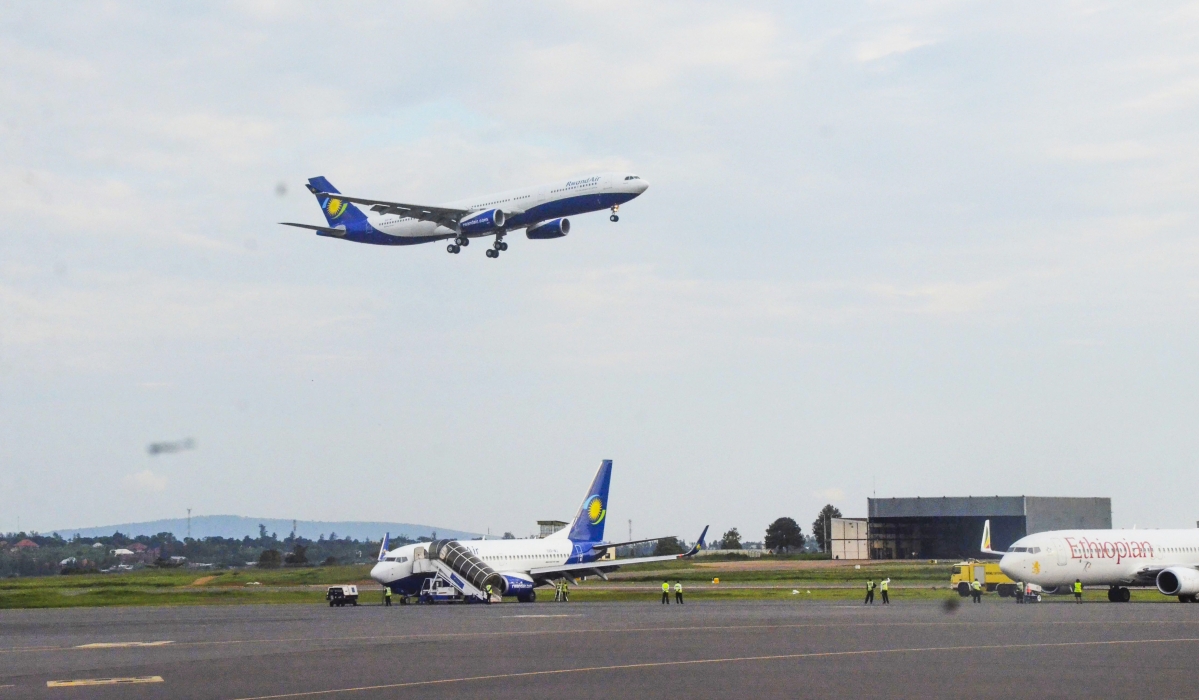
[370,460,707,603]
[983,519,1199,602]
[280,173,649,258]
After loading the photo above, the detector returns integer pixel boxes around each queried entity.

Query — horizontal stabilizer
[279,222,347,235]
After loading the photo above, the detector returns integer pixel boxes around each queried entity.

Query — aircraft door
[1051,538,1068,566]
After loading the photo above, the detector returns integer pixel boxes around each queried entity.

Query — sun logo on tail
[323,197,348,219]
[585,495,606,525]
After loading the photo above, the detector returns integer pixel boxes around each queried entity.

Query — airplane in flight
[983,519,1199,602]
[370,459,707,602]
[280,172,649,258]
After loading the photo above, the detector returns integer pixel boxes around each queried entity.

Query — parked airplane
[280,173,649,258]
[983,519,1199,602]
[370,459,707,602]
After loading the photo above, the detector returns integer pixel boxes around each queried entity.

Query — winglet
[377,532,390,562]
[683,526,709,557]
[980,520,1003,557]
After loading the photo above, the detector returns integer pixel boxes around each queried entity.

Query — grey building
[866,496,1111,560]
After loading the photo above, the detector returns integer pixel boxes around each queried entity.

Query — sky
[2,1,1198,540]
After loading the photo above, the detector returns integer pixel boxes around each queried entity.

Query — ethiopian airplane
[983,519,1199,602]
[280,172,649,258]
[370,460,707,602]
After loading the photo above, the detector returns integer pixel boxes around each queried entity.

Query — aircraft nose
[369,562,387,584]
[634,179,649,194]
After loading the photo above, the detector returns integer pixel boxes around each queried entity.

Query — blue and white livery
[280,173,649,259]
[370,460,707,602]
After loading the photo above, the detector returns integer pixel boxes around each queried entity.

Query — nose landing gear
[609,205,620,222]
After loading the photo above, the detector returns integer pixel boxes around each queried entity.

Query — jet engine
[460,208,506,235]
[1158,567,1199,596]
[526,218,570,239]
[497,571,535,595]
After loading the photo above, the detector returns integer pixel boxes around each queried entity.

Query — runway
[4,599,1199,698]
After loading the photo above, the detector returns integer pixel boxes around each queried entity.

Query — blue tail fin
[307,176,368,228]
[567,460,613,542]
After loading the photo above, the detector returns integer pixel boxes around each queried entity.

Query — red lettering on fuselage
[1064,537,1153,565]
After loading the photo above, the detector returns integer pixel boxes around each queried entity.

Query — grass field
[0,559,1169,608]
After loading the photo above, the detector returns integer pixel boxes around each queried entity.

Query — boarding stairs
[413,539,503,603]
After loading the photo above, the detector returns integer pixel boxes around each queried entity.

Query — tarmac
[4,598,1199,699]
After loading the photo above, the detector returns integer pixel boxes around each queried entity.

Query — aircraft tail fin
[980,520,1003,556]
[377,532,390,562]
[562,460,613,543]
[307,176,368,227]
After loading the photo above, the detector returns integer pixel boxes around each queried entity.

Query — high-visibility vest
[880,580,888,591]
[385,589,391,597]
[486,585,492,594]
[971,580,981,590]
[1073,581,1083,593]
[662,582,670,592]
[674,583,682,592]
[867,581,874,590]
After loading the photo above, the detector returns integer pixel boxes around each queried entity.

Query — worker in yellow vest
[674,581,684,604]
[384,587,392,607]
[662,580,671,604]
[485,583,493,604]
[880,578,890,605]
[970,578,982,603]
[561,579,570,602]
[1073,579,1083,604]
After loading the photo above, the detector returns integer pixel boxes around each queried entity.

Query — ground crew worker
[674,581,684,604]
[554,581,562,602]
[485,583,493,604]
[384,587,392,607]
[880,578,890,605]
[1016,581,1025,604]
[864,579,875,605]
[1073,579,1083,603]
[561,579,570,602]
[970,578,982,603]
[662,580,671,604]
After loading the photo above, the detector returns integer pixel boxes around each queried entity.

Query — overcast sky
[2,2,1197,540]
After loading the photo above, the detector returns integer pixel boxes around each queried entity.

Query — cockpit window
[624,175,641,180]
[1007,546,1027,553]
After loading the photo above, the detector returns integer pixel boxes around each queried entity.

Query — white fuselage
[1000,529,1199,589]
[371,172,647,241]
[370,537,577,592]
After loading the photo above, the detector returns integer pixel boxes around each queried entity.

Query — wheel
[1107,588,1117,602]
[329,601,334,607]
[956,582,970,597]
[1119,587,1131,602]
[517,591,536,603]
[1180,594,1196,603]
[610,214,619,222]
[448,244,460,254]
[456,237,469,246]
[486,249,497,258]
[498,241,508,251]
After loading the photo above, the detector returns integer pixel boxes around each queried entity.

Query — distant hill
[50,515,477,542]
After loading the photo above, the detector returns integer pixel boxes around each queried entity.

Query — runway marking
[7,618,1199,655]
[229,637,1199,699]
[74,641,173,649]
[502,614,580,618]
[47,676,163,688]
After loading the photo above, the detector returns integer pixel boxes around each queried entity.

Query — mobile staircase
[413,539,504,604]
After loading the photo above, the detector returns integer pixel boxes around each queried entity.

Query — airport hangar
[830,496,1111,560]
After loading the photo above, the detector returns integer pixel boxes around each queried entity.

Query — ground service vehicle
[951,560,1017,596]
[326,585,359,607]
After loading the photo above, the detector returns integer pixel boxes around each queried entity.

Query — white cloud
[123,470,167,493]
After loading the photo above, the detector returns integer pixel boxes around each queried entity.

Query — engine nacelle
[526,218,570,240]
[460,208,506,235]
[496,571,535,595]
[1157,567,1199,596]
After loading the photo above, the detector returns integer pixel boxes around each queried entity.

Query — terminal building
[831,496,1111,560]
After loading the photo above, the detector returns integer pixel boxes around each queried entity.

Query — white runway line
[502,614,581,618]
[47,676,163,687]
[74,641,173,649]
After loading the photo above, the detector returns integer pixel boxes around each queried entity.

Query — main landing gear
[446,236,471,254]
[609,204,620,222]
[1107,586,1131,602]
[485,235,508,259]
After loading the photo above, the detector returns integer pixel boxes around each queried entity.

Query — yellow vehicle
[950,560,1017,597]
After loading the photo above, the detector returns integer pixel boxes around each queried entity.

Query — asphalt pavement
[3,598,1199,699]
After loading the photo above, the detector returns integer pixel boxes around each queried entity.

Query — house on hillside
[15,539,39,550]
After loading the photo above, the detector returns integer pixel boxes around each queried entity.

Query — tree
[719,528,742,550]
[764,517,805,553]
[653,537,686,556]
[258,549,282,568]
[811,504,843,553]
[284,544,308,565]
[258,524,267,540]
[502,532,516,540]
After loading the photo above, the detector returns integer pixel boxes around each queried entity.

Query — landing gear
[1107,586,1131,602]
[485,249,498,258]
[517,591,536,603]
[610,204,620,222]
[496,241,508,251]
[455,236,469,247]
[447,244,460,254]
[1180,594,1198,603]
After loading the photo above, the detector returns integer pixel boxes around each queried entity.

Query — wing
[308,185,469,228]
[531,526,709,580]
